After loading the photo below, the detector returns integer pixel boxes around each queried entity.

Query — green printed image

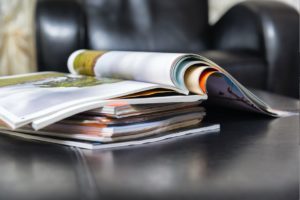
[73,50,106,76]
[0,72,65,87]
[35,75,122,88]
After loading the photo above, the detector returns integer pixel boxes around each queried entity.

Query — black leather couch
[35,0,299,98]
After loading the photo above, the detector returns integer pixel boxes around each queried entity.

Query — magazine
[0,110,205,141]
[0,50,296,131]
[86,101,203,118]
[0,124,220,150]
[68,50,296,117]
[0,72,203,129]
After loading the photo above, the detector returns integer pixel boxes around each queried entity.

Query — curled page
[68,50,298,117]
[68,50,185,89]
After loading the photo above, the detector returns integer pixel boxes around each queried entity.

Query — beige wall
[209,0,299,24]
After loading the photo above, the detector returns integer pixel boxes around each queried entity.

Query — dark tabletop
[0,90,299,200]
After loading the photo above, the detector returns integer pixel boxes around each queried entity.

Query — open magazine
[0,50,296,131]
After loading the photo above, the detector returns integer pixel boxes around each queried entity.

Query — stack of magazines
[0,93,219,149]
[0,50,295,149]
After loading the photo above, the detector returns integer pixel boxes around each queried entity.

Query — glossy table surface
[0,90,299,200]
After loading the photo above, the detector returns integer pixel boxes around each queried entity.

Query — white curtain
[0,0,37,76]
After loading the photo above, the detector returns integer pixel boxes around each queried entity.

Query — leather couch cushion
[84,0,209,52]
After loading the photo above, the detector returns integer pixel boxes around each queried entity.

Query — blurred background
[0,0,299,98]
[0,0,298,76]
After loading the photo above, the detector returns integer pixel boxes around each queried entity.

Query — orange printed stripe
[199,70,216,93]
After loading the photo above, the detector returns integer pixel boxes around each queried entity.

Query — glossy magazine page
[0,72,182,129]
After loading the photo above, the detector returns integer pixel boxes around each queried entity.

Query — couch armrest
[36,0,85,72]
[213,1,299,98]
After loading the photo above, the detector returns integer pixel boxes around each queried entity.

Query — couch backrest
[36,0,209,71]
